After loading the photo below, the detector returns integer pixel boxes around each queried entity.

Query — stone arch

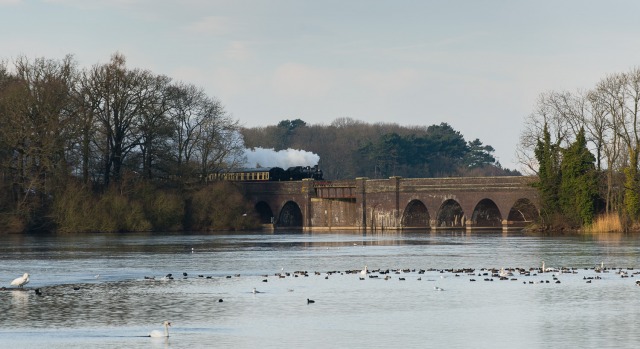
[471,198,502,228]
[254,201,274,224]
[507,198,539,223]
[278,201,303,227]
[401,199,430,229]
[436,199,465,228]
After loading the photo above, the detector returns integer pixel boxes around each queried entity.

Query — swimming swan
[149,321,171,338]
[10,273,29,288]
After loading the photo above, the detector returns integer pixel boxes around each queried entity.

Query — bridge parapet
[400,176,537,190]
[314,180,356,199]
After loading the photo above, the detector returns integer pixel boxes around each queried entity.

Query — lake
[1,230,640,348]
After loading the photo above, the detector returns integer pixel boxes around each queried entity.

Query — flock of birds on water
[4,261,640,338]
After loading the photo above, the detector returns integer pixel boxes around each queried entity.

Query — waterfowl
[10,273,29,288]
[149,321,171,338]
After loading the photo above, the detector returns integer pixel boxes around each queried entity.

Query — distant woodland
[241,118,518,180]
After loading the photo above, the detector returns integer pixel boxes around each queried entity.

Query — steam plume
[243,147,320,168]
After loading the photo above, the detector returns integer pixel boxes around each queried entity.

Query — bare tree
[137,74,173,179]
[590,79,624,213]
[166,82,210,178]
[0,55,78,221]
[517,92,574,174]
[619,68,640,219]
[195,106,245,178]
[84,53,151,185]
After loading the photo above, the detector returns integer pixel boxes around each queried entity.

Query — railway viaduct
[237,176,540,232]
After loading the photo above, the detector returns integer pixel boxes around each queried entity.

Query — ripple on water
[2,231,640,348]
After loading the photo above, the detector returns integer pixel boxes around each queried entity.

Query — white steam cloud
[243,147,320,169]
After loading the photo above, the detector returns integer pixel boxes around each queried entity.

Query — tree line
[241,118,517,180]
[0,53,251,232]
[519,67,640,231]
[0,52,517,233]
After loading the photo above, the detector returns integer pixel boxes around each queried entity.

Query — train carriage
[210,165,322,182]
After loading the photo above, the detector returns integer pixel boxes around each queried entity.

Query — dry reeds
[583,213,623,233]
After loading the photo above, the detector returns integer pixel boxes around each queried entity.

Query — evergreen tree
[534,123,561,222]
[623,148,640,222]
[559,128,599,226]
[423,123,468,176]
[464,138,496,168]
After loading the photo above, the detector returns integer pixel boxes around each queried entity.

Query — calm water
[1,230,640,349]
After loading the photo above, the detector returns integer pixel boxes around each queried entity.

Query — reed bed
[583,213,623,233]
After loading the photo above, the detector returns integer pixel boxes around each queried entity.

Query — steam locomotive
[213,165,323,182]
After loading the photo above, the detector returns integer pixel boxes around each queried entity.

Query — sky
[2,0,640,170]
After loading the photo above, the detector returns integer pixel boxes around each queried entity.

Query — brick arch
[401,199,430,229]
[278,201,303,227]
[254,201,274,224]
[507,198,539,226]
[470,198,503,228]
[436,199,465,229]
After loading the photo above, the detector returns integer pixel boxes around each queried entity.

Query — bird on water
[149,321,171,338]
[10,273,29,288]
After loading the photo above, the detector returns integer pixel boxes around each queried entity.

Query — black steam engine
[272,165,323,181]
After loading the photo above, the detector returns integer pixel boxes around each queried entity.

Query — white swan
[10,273,29,288]
[541,261,555,273]
[149,321,171,338]
[499,268,512,277]
[360,265,368,276]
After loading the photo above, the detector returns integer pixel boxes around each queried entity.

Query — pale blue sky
[2,0,640,170]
